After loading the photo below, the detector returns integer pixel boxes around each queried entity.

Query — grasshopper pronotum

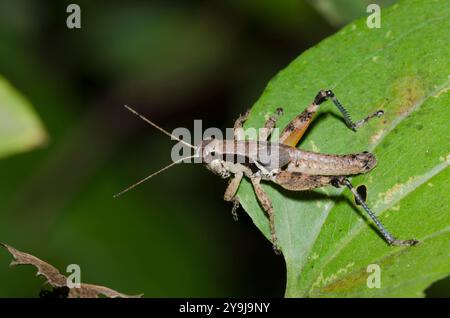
[115,90,419,254]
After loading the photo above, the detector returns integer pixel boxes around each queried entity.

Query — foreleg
[233,110,250,141]
[259,108,283,141]
[224,172,243,221]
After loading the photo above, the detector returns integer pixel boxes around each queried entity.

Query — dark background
[0,0,448,297]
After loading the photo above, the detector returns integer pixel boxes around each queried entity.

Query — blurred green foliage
[0,0,448,297]
[0,76,47,158]
[306,0,398,26]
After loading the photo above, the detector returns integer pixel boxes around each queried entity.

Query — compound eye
[210,151,216,157]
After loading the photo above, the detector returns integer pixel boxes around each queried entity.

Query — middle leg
[250,176,281,254]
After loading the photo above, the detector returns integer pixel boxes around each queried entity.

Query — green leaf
[237,0,450,297]
[0,75,47,158]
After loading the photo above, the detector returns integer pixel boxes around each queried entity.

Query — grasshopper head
[197,138,231,178]
[198,137,222,164]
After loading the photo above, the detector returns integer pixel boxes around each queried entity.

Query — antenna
[113,155,197,198]
[123,105,196,149]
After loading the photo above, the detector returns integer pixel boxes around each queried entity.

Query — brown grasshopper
[115,90,419,254]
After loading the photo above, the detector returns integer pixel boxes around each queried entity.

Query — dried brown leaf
[0,243,66,287]
[1,243,142,298]
[68,284,143,298]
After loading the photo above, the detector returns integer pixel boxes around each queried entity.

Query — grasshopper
[115,90,419,254]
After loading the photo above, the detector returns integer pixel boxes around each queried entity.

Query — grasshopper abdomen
[288,149,377,176]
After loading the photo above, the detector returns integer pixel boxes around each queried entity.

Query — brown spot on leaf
[315,248,411,294]
[392,76,426,117]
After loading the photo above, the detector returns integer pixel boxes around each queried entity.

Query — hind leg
[279,90,384,147]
